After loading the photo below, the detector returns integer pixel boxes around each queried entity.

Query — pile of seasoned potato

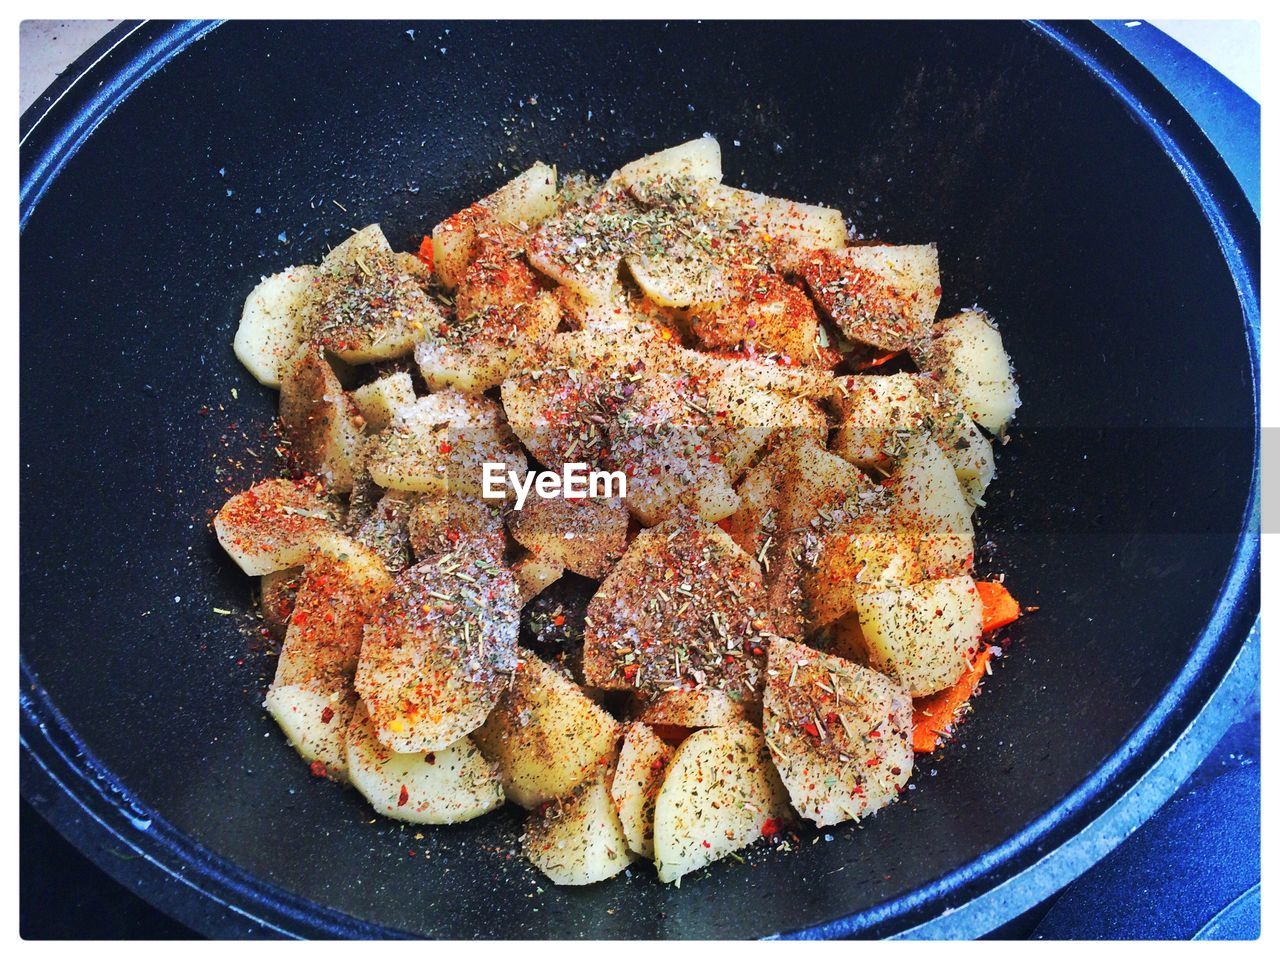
[218,138,1020,886]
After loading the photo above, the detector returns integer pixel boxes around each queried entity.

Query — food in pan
[217,137,1023,886]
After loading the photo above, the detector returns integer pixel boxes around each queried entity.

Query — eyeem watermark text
[482,462,627,510]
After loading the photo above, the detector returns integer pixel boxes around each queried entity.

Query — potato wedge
[233,265,315,388]
[652,719,791,883]
[688,269,830,366]
[614,137,723,202]
[523,767,635,885]
[345,703,504,825]
[508,494,628,579]
[299,225,442,364]
[710,184,848,251]
[802,244,940,352]
[637,688,749,731]
[415,292,561,395]
[762,637,912,826]
[351,372,415,432]
[472,650,619,808]
[433,163,558,289]
[527,183,645,305]
[833,575,983,697]
[915,309,1020,434]
[273,533,395,691]
[584,510,769,704]
[365,390,527,497]
[407,493,507,561]
[512,552,566,604]
[608,372,740,524]
[264,681,356,781]
[355,549,521,752]
[214,477,340,576]
[278,342,364,492]
[610,722,673,859]
[353,491,415,575]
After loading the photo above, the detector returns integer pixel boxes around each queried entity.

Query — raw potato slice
[353,491,415,575]
[689,270,831,366]
[711,185,848,250]
[508,494,629,579]
[351,372,415,432]
[637,688,750,731]
[355,550,521,752]
[214,477,339,576]
[835,575,983,697]
[365,390,527,497]
[407,494,507,560]
[433,163,558,289]
[830,373,930,473]
[473,651,619,808]
[299,224,442,364]
[527,183,645,305]
[762,638,912,826]
[916,309,1020,433]
[608,372,740,524]
[583,511,769,704]
[890,436,976,578]
[615,137,723,202]
[233,265,316,388]
[273,533,395,691]
[512,553,565,604]
[611,722,673,858]
[345,704,504,824]
[415,291,561,395]
[802,244,941,352]
[523,768,635,885]
[652,719,791,884]
[279,342,364,492]
[264,681,356,781]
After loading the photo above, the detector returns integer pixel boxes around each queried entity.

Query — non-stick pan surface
[20,20,1258,939]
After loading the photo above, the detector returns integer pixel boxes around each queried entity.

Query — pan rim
[18,18,1260,940]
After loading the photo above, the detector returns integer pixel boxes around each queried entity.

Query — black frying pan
[20,20,1259,939]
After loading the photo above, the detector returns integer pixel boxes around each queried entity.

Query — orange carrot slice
[912,645,994,752]
[976,580,1021,633]
[416,235,435,271]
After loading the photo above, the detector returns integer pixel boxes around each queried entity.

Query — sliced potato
[407,493,507,561]
[584,510,769,703]
[273,533,395,690]
[527,183,645,305]
[637,688,750,731]
[608,372,740,524]
[915,309,1020,434]
[710,184,848,251]
[345,703,504,824]
[415,292,561,395]
[523,767,635,885]
[353,491,415,575]
[652,719,791,884]
[278,342,364,492]
[834,575,983,697]
[610,722,673,859]
[355,549,521,752]
[264,681,356,781]
[233,265,315,387]
[324,222,394,265]
[433,163,558,289]
[830,373,930,473]
[472,650,619,808]
[508,494,629,580]
[365,390,527,497]
[890,435,975,578]
[688,269,831,366]
[351,372,415,432]
[214,477,340,576]
[802,244,940,352]
[614,137,723,202]
[512,552,566,604]
[763,637,912,826]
